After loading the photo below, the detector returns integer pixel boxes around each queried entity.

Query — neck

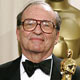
[22,50,52,63]
[46,0,70,11]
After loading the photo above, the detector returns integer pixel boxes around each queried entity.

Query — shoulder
[76,66,80,73]
[52,54,62,65]
[0,56,21,76]
[0,56,21,69]
[72,66,80,80]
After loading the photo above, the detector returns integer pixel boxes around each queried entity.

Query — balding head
[17,1,61,31]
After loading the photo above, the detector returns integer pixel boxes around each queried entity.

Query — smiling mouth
[30,38,44,41]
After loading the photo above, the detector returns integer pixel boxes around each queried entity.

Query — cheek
[19,30,31,46]
[45,33,56,45]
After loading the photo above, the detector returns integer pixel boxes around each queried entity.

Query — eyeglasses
[21,18,56,34]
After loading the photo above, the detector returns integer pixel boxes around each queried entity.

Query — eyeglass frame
[20,18,56,34]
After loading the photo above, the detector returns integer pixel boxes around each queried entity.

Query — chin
[30,48,44,53]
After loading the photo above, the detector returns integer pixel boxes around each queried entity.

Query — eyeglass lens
[22,19,55,33]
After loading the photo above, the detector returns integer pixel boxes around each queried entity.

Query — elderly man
[0,1,80,80]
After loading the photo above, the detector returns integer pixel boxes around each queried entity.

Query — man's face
[16,4,59,55]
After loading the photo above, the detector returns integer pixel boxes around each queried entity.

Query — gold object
[46,0,80,65]
[53,36,68,58]
[61,49,77,80]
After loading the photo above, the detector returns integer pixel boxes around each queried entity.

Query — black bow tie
[22,59,51,77]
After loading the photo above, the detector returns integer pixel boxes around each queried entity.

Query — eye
[42,22,50,27]
[26,20,34,25]
[24,20,36,28]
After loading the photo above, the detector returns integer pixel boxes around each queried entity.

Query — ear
[16,28,20,41]
[54,31,59,45]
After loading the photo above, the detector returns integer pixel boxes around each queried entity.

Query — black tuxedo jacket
[0,54,80,80]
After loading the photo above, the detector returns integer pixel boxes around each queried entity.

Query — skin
[16,4,59,63]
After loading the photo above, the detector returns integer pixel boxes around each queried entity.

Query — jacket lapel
[50,54,62,80]
[10,55,62,80]
[4,55,62,80]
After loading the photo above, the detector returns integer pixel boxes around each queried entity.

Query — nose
[33,24,43,35]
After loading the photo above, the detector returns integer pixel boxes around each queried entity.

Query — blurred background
[0,0,80,64]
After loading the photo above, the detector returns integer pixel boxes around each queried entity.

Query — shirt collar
[21,54,52,62]
[20,54,52,75]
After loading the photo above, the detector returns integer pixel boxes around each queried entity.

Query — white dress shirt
[20,54,53,80]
